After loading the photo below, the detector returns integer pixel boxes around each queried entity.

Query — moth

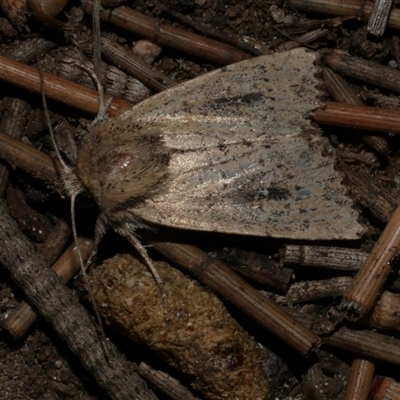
[63,48,364,256]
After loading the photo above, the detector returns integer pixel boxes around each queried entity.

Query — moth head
[73,117,171,219]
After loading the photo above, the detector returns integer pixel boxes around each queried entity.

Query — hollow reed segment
[344,358,375,400]
[370,376,400,400]
[322,327,400,365]
[282,244,368,271]
[342,203,400,319]
[289,0,400,30]
[0,201,157,400]
[369,291,400,331]
[0,54,132,117]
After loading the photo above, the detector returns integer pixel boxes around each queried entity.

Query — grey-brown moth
[65,48,364,245]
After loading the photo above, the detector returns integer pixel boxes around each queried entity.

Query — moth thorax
[75,139,171,215]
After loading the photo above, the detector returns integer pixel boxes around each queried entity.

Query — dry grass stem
[0,55,131,117]
[101,37,177,92]
[325,50,400,93]
[322,327,400,365]
[340,166,397,222]
[344,359,375,400]
[313,102,400,134]
[369,291,400,331]
[289,0,400,30]
[282,244,368,271]
[342,204,400,318]
[367,0,394,36]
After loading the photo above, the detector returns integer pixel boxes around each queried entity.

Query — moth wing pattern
[79,48,365,240]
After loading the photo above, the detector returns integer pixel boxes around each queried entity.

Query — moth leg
[124,232,169,321]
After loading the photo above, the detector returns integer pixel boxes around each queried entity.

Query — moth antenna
[73,61,113,124]
[70,194,111,359]
[92,0,102,83]
[126,234,169,320]
[36,46,70,172]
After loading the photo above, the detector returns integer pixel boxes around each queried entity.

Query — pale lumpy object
[90,254,270,400]
[75,48,365,241]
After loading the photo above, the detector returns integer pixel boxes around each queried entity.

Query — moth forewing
[75,48,365,242]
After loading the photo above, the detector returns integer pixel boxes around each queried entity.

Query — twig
[274,277,353,305]
[160,6,270,56]
[289,0,400,30]
[322,326,400,365]
[369,291,400,331]
[2,217,72,339]
[2,236,94,339]
[323,67,389,155]
[0,200,157,400]
[282,244,368,271]
[275,28,330,52]
[370,376,400,399]
[0,130,63,194]
[82,1,249,65]
[138,362,200,400]
[213,247,292,292]
[101,37,177,92]
[313,102,400,134]
[339,165,397,222]
[324,50,400,94]
[0,98,31,196]
[0,54,131,117]
[342,204,400,319]
[367,0,394,36]
[344,359,375,400]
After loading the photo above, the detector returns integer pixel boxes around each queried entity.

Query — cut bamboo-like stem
[313,102,400,134]
[344,358,375,400]
[101,37,177,92]
[322,67,389,155]
[0,130,63,193]
[289,0,400,30]
[322,326,400,365]
[370,376,400,400]
[282,244,368,271]
[342,204,400,319]
[367,0,394,36]
[325,50,400,94]
[0,54,131,117]
[369,291,400,331]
